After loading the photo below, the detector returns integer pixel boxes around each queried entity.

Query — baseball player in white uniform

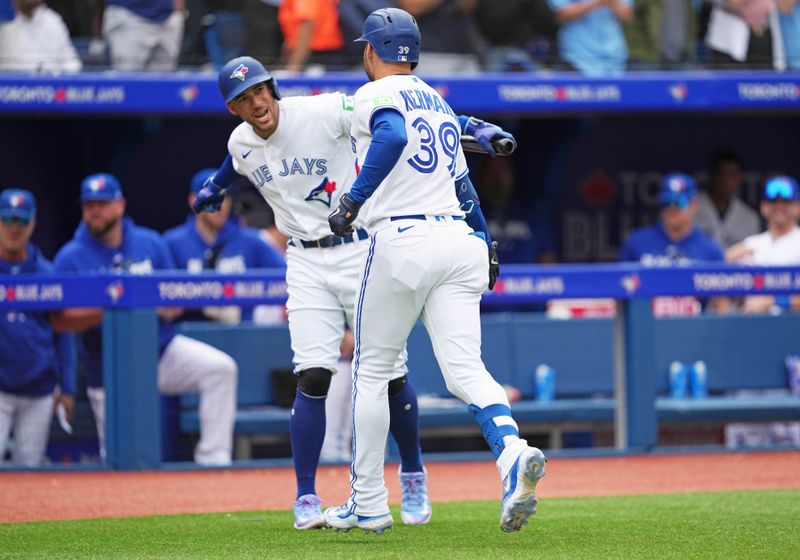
[322,8,546,535]
[194,54,517,529]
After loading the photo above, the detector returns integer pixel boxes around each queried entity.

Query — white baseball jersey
[742,226,800,264]
[350,75,468,229]
[229,93,362,241]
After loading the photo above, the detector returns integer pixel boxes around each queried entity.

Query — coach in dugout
[619,173,729,316]
[51,173,237,466]
[0,188,76,467]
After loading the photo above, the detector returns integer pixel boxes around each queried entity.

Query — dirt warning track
[2,450,798,523]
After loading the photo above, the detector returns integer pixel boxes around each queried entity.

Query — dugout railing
[2,263,799,469]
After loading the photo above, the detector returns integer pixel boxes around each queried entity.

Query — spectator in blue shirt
[547,0,634,75]
[0,189,75,467]
[779,0,800,69]
[52,173,237,465]
[164,168,286,324]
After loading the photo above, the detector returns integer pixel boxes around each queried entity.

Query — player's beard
[88,215,120,240]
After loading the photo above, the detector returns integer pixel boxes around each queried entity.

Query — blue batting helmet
[218,56,281,104]
[355,8,420,68]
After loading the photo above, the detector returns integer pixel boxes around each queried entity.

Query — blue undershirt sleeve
[347,108,408,204]
[214,154,242,189]
[455,174,492,244]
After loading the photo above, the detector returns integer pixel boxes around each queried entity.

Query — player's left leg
[421,228,546,533]
[158,335,238,466]
[324,232,428,533]
[11,393,55,467]
[336,243,429,523]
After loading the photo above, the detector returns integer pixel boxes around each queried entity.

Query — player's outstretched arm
[192,154,241,214]
[457,115,517,158]
[456,174,500,290]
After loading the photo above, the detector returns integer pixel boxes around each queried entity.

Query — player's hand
[464,117,517,158]
[328,193,362,237]
[488,241,500,291]
[192,177,226,214]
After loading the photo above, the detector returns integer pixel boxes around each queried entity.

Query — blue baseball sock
[290,391,326,499]
[469,403,520,459]
[389,379,424,473]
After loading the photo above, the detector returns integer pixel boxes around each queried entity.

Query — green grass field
[2,490,799,559]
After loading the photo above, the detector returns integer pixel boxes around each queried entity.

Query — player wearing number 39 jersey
[323,8,546,535]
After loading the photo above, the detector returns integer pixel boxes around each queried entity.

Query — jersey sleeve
[53,246,79,272]
[332,92,355,139]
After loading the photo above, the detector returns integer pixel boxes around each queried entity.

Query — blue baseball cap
[81,173,123,201]
[0,189,36,222]
[659,174,697,209]
[763,175,799,202]
[190,168,217,195]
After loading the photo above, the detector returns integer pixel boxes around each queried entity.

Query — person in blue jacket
[619,174,725,266]
[164,168,286,324]
[0,188,75,467]
[619,173,729,315]
[51,173,237,465]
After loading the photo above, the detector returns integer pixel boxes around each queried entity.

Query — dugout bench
[176,312,800,458]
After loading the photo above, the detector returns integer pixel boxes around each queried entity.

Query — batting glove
[464,117,517,158]
[488,241,500,291]
[192,177,226,214]
[328,193,362,237]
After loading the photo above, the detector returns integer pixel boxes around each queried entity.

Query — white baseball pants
[89,334,237,466]
[348,218,510,516]
[0,390,55,467]
[285,239,407,379]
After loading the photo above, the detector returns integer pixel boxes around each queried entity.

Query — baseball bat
[460,135,516,157]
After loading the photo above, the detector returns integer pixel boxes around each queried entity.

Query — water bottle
[690,360,708,399]
[535,364,555,402]
[669,361,688,399]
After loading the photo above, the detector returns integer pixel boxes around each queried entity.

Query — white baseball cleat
[499,446,547,533]
[399,469,432,525]
[292,494,327,530]
[323,504,393,535]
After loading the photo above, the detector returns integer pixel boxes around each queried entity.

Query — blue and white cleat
[500,446,547,533]
[293,494,327,530]
[399,469,432,525]
[323,504,394,535]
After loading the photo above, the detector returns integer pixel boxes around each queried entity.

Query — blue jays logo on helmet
[218,56,281,104]
[356,8,420,68]
[230,63,249,81]
[304,177,337,208]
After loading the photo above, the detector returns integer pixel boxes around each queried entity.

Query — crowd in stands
[2,0,800,74]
